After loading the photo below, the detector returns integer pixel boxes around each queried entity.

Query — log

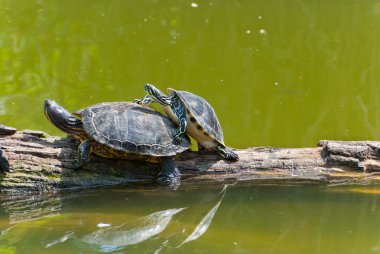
[1,130,380,192]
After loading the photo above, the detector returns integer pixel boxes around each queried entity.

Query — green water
[1,0,380,253]
[2,184,380,253]
[2,0,380,147]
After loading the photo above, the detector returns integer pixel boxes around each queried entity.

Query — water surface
[2,184,380,253]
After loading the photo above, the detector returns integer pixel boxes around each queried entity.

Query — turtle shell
[169,89,224,145]
[77,102,190,157]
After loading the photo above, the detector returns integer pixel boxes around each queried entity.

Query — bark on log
[1,130,380,192]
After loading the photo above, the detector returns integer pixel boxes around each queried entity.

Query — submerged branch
[1,130,380,192]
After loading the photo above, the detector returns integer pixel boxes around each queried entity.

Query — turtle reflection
[70,208,185,252]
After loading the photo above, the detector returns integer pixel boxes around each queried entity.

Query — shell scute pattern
[135,145,146,154]
[80,102,190,157]
[175,90,224,144]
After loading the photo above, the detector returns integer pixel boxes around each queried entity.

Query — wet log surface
[1,130,380,192]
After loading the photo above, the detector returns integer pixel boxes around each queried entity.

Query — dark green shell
[77,102,190,157]
[172,90,224,145]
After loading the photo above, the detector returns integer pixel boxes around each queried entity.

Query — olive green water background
[2,0,380,147]
[1,0,380,253]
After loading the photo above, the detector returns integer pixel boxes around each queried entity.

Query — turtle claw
[215,145,239,161]
[157,172,180,190]
[73,157,88,171]
[133,99,143,104]
[226,151,239,161]
[158,157,181,190]
[134,95,153,105]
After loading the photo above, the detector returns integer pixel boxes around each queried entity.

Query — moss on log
[1,130,380,192]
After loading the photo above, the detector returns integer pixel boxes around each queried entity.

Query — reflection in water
[2,185,380,253]
[97,223,111,228]
[39,185,228,253]
[179,184,228,247]
[1,194,61,224]
[45,231,74,248]
[79,207,186,252]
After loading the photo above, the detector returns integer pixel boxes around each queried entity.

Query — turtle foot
[226,152,239,161]
[133,94,153,105]
[215,146,239,161]
[158,157,181,190]
[157,171,181,190]
[133,98,143,104]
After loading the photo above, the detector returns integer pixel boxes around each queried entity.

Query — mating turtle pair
[44,85,238,186]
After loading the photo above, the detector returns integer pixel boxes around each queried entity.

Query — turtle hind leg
[215,145,239,161]
[75,140,92,169]
[198,143,205,150]
[157,157,181,189]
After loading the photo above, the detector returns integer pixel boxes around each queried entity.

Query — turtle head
[144,83,172,106]
[44,99,84,136]
[167,88,176,94]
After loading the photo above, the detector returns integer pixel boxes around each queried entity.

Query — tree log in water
[1,130,380,192]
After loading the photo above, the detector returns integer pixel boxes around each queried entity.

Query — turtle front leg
[75,140,92,169]
[133,94,154,105]
[157,157,181,189]
[215,145,239,161]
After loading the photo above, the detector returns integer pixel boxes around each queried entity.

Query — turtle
[134,84,239,161]
[43,99,191,187]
